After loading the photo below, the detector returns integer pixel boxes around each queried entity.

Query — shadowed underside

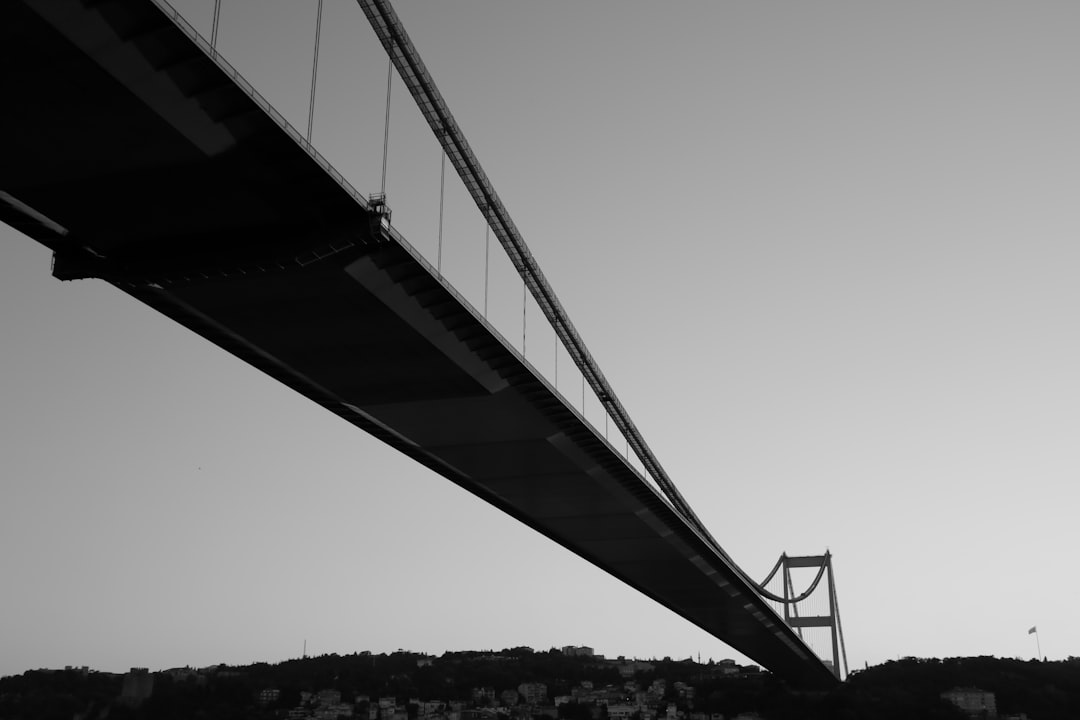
[1,0,836,687]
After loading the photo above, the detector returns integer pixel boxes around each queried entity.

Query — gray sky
[3,0,1079,678]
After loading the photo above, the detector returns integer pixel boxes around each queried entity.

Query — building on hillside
[941,687,997,718]
[518,683,548,705]
[607,705,637,720]
[420,701,446,716]
[317,704,355,719]
[258,688,281,705]
[562,646,595,657]
[615,660,655,678]
[673,682,695,705]
[319,689,342,706]
[473,688,497,705]
[119,668,154,707]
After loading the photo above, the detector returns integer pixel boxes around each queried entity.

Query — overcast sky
[4,0,1080,678]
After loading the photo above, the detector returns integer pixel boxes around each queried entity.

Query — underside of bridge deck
[1,0,837,687]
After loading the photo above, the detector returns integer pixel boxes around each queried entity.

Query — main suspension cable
[355,0,724,560]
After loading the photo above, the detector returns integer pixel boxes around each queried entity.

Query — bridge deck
[1,0,836,687]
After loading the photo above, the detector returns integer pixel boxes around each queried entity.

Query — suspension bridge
[1,0,846,686]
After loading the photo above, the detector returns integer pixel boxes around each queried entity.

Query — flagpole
[1035,629,1042,660]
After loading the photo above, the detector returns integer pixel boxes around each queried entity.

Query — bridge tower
[758,551,848,679]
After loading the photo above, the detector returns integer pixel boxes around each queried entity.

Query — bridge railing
[150,0,373,220]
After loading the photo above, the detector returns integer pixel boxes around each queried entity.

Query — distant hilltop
[3,651,1079,719]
